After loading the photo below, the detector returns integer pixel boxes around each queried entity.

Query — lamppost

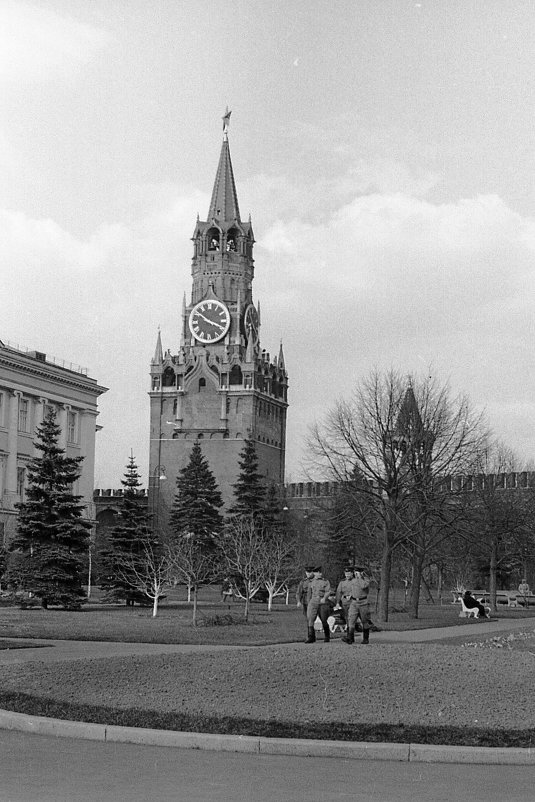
[152,464,167,534]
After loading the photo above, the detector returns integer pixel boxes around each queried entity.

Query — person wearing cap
[296,566,315,617]
[341,567,372,645]
[305,567,331,643]
[336,566,359,630]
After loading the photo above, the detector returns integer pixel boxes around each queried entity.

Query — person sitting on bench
[463,590,488,619]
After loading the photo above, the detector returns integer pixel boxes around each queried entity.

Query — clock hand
[197,312,225,329]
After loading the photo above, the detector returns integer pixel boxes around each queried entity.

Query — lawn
[0,587,530,645]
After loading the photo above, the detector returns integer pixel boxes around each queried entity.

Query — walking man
[296,566,315,618]
[305,567,331,643]
[342,567,372,645]
[336,566,359,629]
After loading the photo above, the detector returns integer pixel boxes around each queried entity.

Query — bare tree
[308,369,488,621]
[116,540,172,618]
[463,442,532,614]
[168,533,219,625]
[259,526,296,611]
[219,517,266,622]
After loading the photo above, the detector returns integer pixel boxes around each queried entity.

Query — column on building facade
[5,390,22,499]
[175,393,183,427]
[58,403,70,451]
[37,397,48,426]
[34,397,48,455]
[220,390,228,427]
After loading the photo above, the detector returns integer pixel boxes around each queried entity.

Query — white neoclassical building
[0,339,107,547]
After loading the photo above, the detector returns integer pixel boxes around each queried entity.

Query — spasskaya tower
[149,111,288,516]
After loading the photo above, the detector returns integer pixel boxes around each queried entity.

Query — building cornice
[0,353,108,397]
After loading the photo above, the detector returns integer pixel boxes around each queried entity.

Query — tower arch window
[162,367,176,387]
[199,378,206,391]
[207,227,220,251]
[226,227,239,252]
[229,366,242,386]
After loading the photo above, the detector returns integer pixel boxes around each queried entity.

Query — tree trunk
[378,542,392,621]
[192,585,198,625]
[489,534,498,614]
[152,595,159,617]
[87,546,92,599]
[408,547,426,619]
[437,563,443,604]
[267,590,274,612]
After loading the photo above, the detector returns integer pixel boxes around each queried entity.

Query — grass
[0,587,531,646]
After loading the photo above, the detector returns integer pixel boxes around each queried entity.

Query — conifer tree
[8,410,92,609]
[169,441,223,548]
[98,454,157,602]
[229,437,266,519]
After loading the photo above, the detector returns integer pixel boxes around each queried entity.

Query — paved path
[1,614,533,665]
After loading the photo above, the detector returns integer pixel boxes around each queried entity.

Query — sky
[2,0,535,487]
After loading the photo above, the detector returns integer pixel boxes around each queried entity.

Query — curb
[1,709,534,765]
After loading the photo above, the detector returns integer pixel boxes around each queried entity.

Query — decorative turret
[152,328,163,365]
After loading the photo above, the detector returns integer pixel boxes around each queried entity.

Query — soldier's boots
[342,627,355,644]
[305,627,316,644]
[362,628,370,644]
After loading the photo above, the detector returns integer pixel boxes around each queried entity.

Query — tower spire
[208,109,241,222]
[152,327,163,364]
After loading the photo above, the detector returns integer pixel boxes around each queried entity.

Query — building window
[18,398,29,432]
[17,466,25,499]
[67,410,78,444]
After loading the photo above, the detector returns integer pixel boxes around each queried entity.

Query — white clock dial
[189,300,230,343]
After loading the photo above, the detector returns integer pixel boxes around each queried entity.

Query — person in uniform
[336,566,361,630]
[296,566,315,617]
[305,567,331,643]
[341,567,372,644]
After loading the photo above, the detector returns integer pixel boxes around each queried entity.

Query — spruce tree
[98,454,157,602]
[229,437,266,519]
[169,441,223,547]
[9,410,92,609]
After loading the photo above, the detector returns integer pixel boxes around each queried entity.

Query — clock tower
[149,112,288,520]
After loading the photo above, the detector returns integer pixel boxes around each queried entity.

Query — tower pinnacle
[208,110,241,222]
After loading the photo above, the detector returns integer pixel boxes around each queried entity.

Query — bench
[459,598,490,619]
[314,615,347,634]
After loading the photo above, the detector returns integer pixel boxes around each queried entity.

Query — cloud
[0,1,111,85]
[3,170,535,484]
[254,187,535,475]
[0,189,203,486]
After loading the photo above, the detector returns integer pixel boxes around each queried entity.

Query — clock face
[189,300,230,343]
[243,303,259,342]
